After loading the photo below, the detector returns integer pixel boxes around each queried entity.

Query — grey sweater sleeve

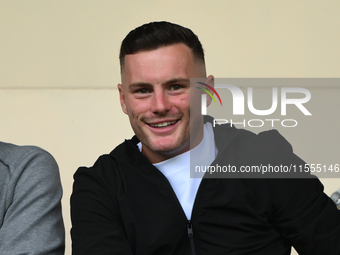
[0,142,65,255]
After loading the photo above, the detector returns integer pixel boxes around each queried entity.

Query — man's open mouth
[148,120,179,128]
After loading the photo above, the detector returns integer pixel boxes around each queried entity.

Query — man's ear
[205,75,215,107]
[118,84,128,114]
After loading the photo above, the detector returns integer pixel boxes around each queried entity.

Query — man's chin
[146,140,189,156]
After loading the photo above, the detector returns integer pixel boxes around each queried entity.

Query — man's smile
[147,120,179,128]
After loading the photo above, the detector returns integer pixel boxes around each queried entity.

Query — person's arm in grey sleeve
[0,144,65,255]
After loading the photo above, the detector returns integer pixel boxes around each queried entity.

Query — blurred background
[1,1,339,254]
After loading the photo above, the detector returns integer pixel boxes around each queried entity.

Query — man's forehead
[122,45,197,80]
[121,44,205,83]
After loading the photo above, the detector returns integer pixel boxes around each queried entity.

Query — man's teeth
[150,121,177,128]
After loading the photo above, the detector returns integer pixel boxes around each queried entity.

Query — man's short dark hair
[119,21,205,70]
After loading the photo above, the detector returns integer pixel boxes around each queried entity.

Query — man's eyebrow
[128,78,190,89]
[164,78,190,85]
[128,82,152,89]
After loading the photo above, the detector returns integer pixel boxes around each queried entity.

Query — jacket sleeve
[268,177,340,255]
[0,147,65,255]
[259,130,340,255]
[71,156,133,255]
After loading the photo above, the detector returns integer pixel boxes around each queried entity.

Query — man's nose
[150,91,171,114]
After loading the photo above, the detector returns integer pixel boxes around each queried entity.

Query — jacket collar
[203,115,241,154]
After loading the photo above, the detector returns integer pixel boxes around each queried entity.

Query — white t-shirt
[138,123,218,220]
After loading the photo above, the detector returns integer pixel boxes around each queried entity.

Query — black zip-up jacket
[71,117,340,255]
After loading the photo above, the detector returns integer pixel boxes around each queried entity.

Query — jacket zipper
[187,220,196,255]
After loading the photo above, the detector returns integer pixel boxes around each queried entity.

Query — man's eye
[138,88,149,94]
[170,84,182,90]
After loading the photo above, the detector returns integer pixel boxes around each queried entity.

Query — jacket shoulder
[74,137,139,186]
[0,142,58,176]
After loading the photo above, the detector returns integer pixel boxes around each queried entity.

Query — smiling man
[71,21,340,255]
[118,43,207,163]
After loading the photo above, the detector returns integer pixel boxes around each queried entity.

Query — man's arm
[0,146,65,255]
[71,156,133,255]
[269,177,340,255]
[257,130,340,254]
